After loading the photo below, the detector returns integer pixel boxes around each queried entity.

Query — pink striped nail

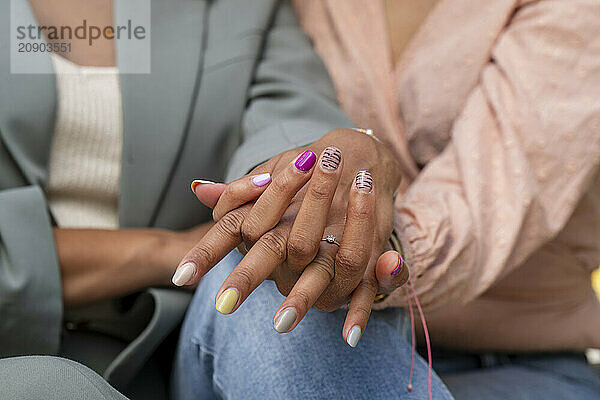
[321,147,342,171]
[355,170,373,193]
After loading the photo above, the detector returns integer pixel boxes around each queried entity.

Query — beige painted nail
[172,262,196,286]
[273,308,297,333]
[215,288,239,315]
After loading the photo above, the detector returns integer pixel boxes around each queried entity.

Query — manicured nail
[273,308,297,333]
[321,146,342,171]
[294,150,316,172]
[346,325,362,347]
[172,262,196,286]
[251,172,271,187]
[391,254,404,276]
[355,170,373,193]
[191,179,216,194]
[215,288,239,315]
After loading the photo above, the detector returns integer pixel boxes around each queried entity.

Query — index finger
[171,205,250,287]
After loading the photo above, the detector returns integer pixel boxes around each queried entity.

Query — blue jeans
[173,250,452,400]
[436,350,600,399]
[173,251,600,399]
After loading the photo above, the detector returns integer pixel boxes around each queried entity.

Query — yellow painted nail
[215,288,238,315]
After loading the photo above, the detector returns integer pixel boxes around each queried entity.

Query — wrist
[140,229,184,286]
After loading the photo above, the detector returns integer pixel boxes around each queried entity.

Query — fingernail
[346,325,362,347]
[273,308,297,333]
[321,146,342,171]
[172,262,196,286]
[251,172,271,187]
[391,254,404,276]
[191,179,216,194]
[215,288,239,315]
[294,150,316,172]
[355,170,373,193]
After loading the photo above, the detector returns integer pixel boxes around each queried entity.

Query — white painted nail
[192,179,216,185]
[172,262,196,286]
[346,326,362,347]
[191,180,216,193]
[273,308,297,333]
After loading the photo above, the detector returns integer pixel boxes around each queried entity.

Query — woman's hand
[192,181,411,345]
[173,128,407,345]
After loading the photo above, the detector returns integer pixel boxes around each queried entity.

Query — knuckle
[348,205,372,221]
[232,267,254,294]
[241,219,262,243]
[311,256,335,282]
[291,288,312,312]
[307,179,333,202]
[335,250,365,273]
[259,231,288,261]
[270,172,292,197]
[190,245,216,267]
[287,235,318,263]
[351,303,372,321]
[218,209,245,237]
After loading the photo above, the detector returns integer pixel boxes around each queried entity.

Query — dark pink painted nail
[295,150,316,172]
[391,254,404,276]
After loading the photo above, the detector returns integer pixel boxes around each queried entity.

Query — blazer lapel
[0,0,56,186]
[116,0,207,227]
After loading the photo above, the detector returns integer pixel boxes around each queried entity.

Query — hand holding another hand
[172,129,409,346]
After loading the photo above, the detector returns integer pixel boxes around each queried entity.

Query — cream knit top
[46,53,122,229]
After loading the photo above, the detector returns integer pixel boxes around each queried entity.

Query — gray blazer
[0,0,350,390]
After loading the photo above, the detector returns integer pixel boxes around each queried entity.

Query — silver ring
[321,234,341,247]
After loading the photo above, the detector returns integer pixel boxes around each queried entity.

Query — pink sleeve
[396,0,600,309]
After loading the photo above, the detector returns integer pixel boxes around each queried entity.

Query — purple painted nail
[391,254,404,276]
[251,173,271,187]
[321,147,342,171]
[295,150,316,172]
[355,170,373,193]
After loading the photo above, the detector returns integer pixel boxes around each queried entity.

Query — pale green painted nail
[273,308,297,333]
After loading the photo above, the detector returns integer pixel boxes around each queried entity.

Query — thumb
[191,180,227,208]
[375,250,409,294]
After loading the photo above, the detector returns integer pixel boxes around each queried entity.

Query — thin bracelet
[351,127,383,144]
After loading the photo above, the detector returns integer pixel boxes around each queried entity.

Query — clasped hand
[172,129,409,346]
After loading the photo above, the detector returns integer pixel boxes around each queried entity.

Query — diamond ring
[321,235,341,247]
